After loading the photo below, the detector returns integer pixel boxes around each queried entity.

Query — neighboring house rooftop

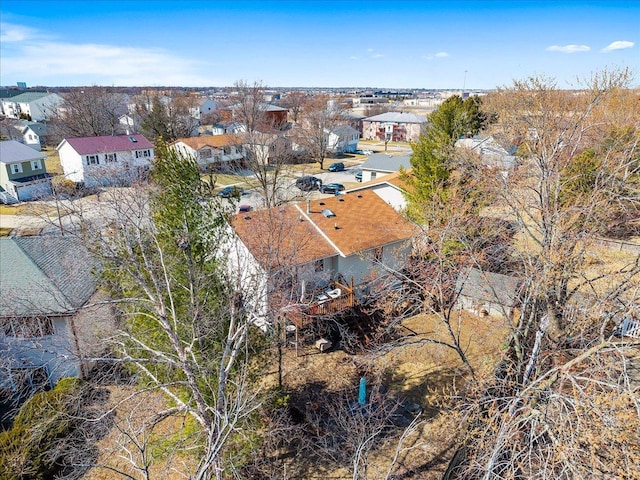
[0,237,97,317]
[233,190,417,268]
[59,134,153,155]
[2,92,51,103]
[0,140,45,163]
[348,169,412,192]
[331,125,359,136]
[173,134,242,150]
[360,153,412,173]
[21,122,48,137]
[456,267,521,308]
[364,112,428,123]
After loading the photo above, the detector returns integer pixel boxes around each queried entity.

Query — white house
[170,134,245,171]
[0,237,112,397]
[227,190,417,326]
[357,153,412,183]
[56,134,154,187]
[0,92,63,122]
[189,97,218,120]
[455,135,518,176]
[328,125,360,154]
[346,169,410,212]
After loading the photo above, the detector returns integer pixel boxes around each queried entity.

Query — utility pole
[463,70,468,97]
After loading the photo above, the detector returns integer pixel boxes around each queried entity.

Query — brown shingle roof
[232,190,417,268]
[174,134,241,150]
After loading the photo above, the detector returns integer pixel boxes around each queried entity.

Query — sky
[1,0,638,89]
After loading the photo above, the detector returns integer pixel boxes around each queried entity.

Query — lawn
[43,147,63,175]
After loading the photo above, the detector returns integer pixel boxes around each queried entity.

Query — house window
[372,246,383,263]
[31,160,42,170]
[105,153,117,163]
[10,163,23,174]
[223,146,231,155]
[200,149,212,159]
[86,155,99,166]
[371,171,377,180]
[135,149,151,158]
[3,317,54,338]
[314,259,324,272]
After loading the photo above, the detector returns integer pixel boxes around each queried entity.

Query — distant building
[0,92,63,121]
[362,112,428,143]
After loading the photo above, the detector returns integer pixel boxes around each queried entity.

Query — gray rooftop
[364,112,428,124]
[456,267,521,307]
[0,140,46,164]
[1,92,51,104]
[0,237,97,317]
[361,153,412,173]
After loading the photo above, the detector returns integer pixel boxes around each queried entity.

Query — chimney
[306,199,311,214]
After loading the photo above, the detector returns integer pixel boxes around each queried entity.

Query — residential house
[19,122,49,151]
[347,169,411,211]
[0,140,52,202]
[57,134,154,187]
[455,135,518,176]
[220,103,289,131]
[455,267,522,319]
[328,125,360,154]
[227,190,418,326]
[170,134,245,171]
[189,97,218,120]
[0,237,112,397]
[362,112,428,143]
[0,92,63,122]
[358,153,412,183]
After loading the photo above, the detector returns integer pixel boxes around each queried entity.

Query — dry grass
[82,386,199,480]
[43,147,63,175]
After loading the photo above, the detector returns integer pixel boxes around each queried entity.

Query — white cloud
[371,53,384,58]
[601,40,635,52]
[0,22,36,42]
[546,44,591,53]
[422,51,450,60]
[0,24,212,86]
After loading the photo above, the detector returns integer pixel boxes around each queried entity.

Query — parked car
[295,176,322,191]
[320,183,345,194]
[328,162,345,172]
[218,186,244,198]
[355,171,363,182]
[238,204,252,213]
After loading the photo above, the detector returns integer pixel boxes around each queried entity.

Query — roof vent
[322,209,336,218]
[243,215,252,220]
[318,202,325,206]
[129,136,138,142]
[338,198,345,202]
[357,194,363,198]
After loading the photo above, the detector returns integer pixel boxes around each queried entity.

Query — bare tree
[295,94,349,170]
[227,81,299,207]
[443,69,640,479]
[45,86,128,144]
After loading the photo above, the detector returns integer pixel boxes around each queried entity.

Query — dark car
[295,176,322,191]
[218,186,244,198]
[355,171,363,182]
[238,204,252,213]
[328,162,345,172]
[320,183,345,194]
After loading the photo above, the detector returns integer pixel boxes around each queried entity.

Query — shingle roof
[233,190,417,268]
[364,112,428,123]
[0,140,46,164]
[173,134,241,150]
[360,153,412,172]
[456,267,521,307]
[61,134,153,155]
[2,92,51,103]
[347,169,412,193]
[0,237,97,317]
[22,122,49,136]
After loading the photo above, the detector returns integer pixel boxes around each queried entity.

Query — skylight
[322,209,336,218]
